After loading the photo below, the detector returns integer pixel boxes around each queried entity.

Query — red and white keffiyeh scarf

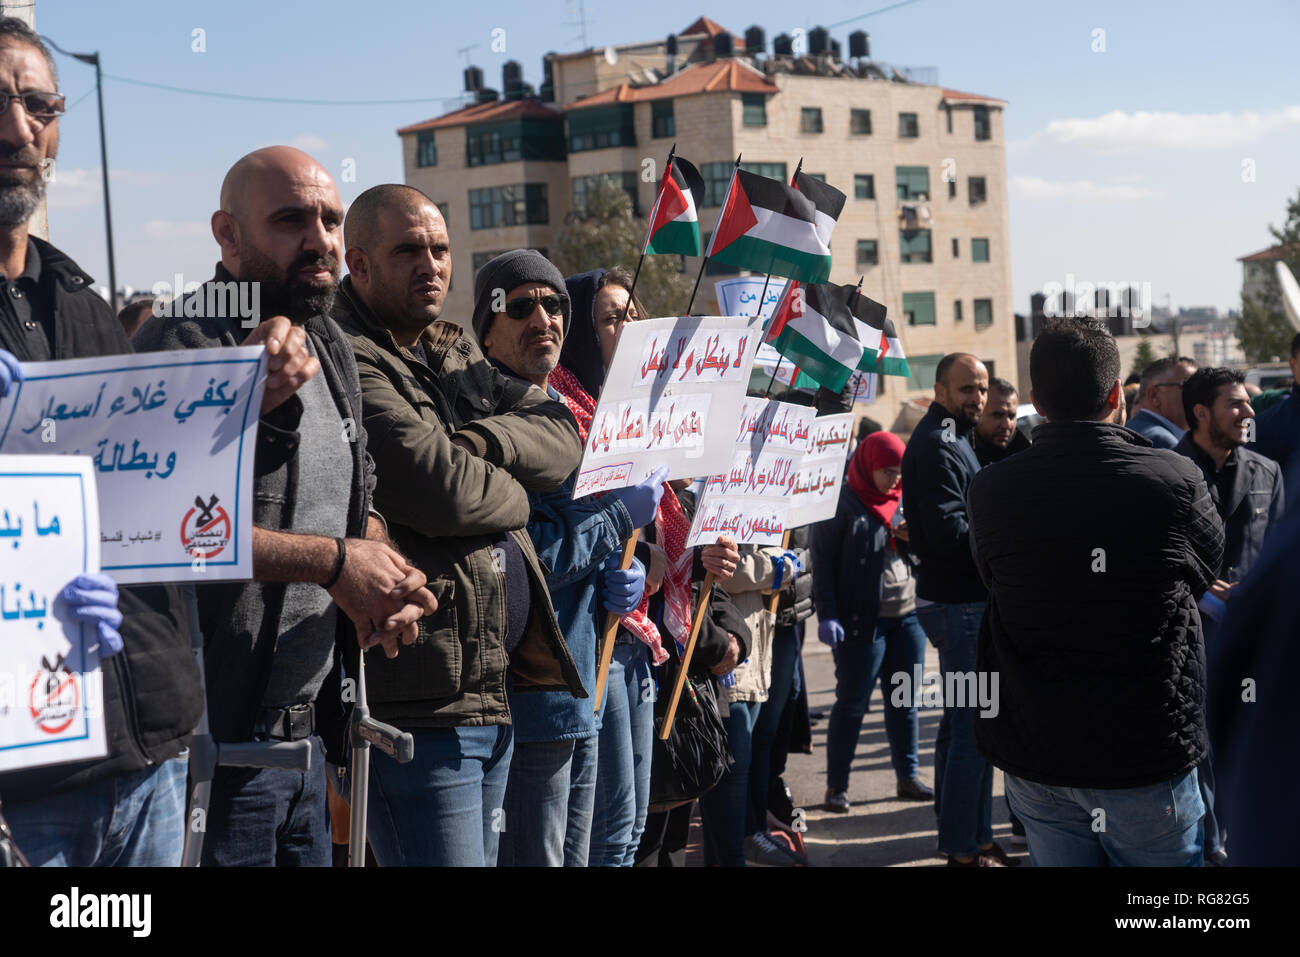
[550,364,693,664]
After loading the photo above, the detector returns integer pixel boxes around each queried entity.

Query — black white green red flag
[705,168,833,283]
[643,155,705,256]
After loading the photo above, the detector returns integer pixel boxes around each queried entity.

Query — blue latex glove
[771,549,805,589]
[1198,591,1226,623]
[818,618,844,648]
[602,554,646,615]
[61,573,124,656]
[0,349,22,398]
[607,466,668,529]
[718,671,736,688]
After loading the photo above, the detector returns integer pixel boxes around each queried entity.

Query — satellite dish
[604,45,618,66]
[1276,261,1300,331]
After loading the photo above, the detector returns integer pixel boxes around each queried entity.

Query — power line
[101,73,458,106]
[827,0,924,30]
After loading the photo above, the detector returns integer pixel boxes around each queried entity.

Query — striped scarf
[549,364,693,663]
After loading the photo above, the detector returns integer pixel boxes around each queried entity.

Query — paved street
[780,625,1030,867]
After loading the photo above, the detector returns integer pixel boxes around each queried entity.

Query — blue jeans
[498,734,598,867]
[916,601,993,857]
[366,725,514,867]
[4,756,188,867]
[589,640,654,866]
[826,613,927,791]
[751,624,802,828]
[699,700,762,866]
[1005,769,1206,866]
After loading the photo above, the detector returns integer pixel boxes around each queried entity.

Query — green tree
[550,176,692,318]
[1131,335,1157,379]
[1236,187,1300,363]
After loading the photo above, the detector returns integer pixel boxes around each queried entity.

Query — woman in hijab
[812,430,933,813]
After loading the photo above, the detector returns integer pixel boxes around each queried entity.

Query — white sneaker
[744,831,802,867]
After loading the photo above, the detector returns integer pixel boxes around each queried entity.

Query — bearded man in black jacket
[968,319,1224,867]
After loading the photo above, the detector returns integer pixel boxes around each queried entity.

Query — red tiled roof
[679,16,734,38]
[565,59,775,109]
[397,98,560,134]
[941,87,1007,105]
[1238,245,1296,262]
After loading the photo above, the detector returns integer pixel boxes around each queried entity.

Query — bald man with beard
[134,147,436,866]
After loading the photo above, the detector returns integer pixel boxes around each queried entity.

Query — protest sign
[685,396,817,547]
[573,315,763,498]
[787,413,854,528]
[0,346,266,584]
[714,276,788,321]
[0,455,107,772]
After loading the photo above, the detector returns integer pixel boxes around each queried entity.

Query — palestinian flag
[706,169,832,284]
[765,280,864,392]
[838,283,910,378]
[793,170,846,248]
[643,156,705,256]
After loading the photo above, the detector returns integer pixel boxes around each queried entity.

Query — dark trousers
[636,802,694,867]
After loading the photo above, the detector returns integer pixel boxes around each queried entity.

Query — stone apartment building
[398,16,1015,421]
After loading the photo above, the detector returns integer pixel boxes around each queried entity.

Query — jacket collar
[1031,419,1152,447]
[924,399,973,437]
[30,235,95,293]
[1174,431,1252,517]
[1132,407,1185,438]
[334,275,438,362]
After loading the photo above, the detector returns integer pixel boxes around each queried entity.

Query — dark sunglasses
[504,293,568,320]
[0,91,66,119]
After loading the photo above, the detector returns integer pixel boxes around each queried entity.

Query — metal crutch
[348,648,414,866]
[180,584,312,867]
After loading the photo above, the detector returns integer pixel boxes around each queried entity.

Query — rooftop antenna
[564,0,591,49]
[457,43,480,68]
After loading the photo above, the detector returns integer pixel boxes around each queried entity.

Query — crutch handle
[355,715,414,763]
[217,739,313,772]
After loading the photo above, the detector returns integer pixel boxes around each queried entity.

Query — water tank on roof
[502,60,523,99]
[666,33,678,75]
[463,65,484,92]
[773,33,792,56]
[745,26,765,55]
[809,26,828,55]
[539,54,555,102]
[715,33,733,57]
[849,30,870,59]
[475,87,498,104]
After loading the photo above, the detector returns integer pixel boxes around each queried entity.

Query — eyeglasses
[0,91,66,119]
[503,293,568,321]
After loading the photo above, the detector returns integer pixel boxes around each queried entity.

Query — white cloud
[44,167,163,209]
[1018,106,1300,152]
[288,134,329,152]
[141,219,210,240]
[1011,175,1162,204]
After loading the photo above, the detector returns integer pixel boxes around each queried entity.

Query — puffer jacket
[332,278,586,728]
[968,421,1224,789]
[714,544,791,704]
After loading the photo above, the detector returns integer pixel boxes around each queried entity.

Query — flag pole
[621,143,676,325]
[686,153,741,315]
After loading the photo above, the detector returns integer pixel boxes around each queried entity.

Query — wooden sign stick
[592,536,638,712]
[659,571,716,740]
[767,529,792,615]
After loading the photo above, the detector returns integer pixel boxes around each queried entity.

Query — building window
[701,161,787,206]
[468,183,549,230]
[465,118,565,166]
[945,103,953,134]
[974,105,991,141]
[572,172,640,216]
[652,99,675,139]
[903,291,936,327]
[472,250,506,278]
[952,237,959,258]
[974,298,994,328]
[568,104,637,152]
[948,179,956,199]
[742,161,787,181]
[806,172,826,182]
[972,238,989,262]
[741,92,767,127]
[898,112,919,138]
[969,176,987,204]
[850,109,872,135]
[416,131,438,167]
[982,358,996,378]
[801,107,824,134]
[899,229,932,264]
[856,239,879,266]
[954,299,963,322]
[905,352,944,391]
[895,166,930,200]
[854,174,875,200]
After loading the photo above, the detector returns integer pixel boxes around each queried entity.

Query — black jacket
[968,421,1224,789]
[0,238,201,803]
[133,265,374,763]
[1172,434,1285,581]
[900,401,986,603]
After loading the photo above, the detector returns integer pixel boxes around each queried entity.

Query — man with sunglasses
[1128,356,1198,449]
[332,188,587,866]
[0,18,201,867]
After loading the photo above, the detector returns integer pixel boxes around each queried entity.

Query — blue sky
[33,0,1300,313]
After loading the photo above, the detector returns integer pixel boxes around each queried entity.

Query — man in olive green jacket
[331,184,585,866]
